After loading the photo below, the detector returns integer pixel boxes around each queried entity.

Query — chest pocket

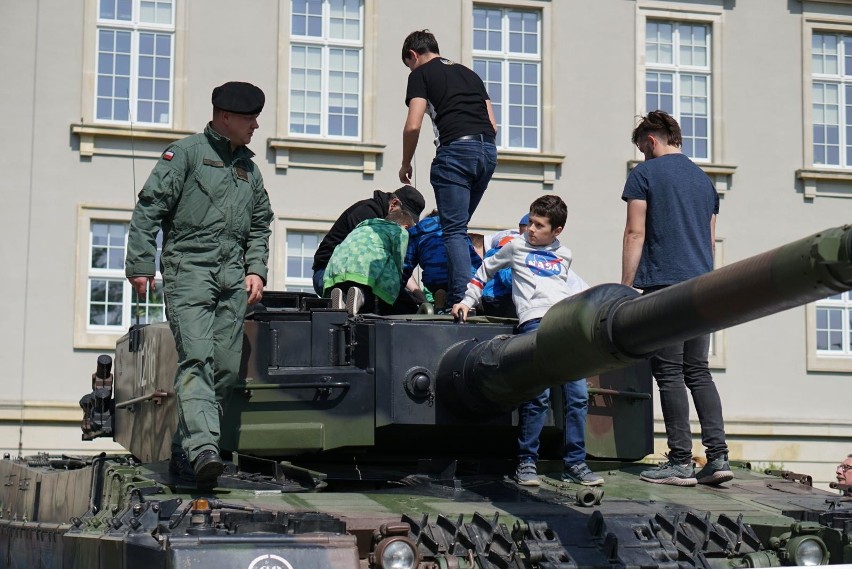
[230,164,255,238]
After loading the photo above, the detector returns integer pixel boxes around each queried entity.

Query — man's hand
[399,163,413,184]
[451,303,470,322]
[128,276,155,298]
[246,274,264,305]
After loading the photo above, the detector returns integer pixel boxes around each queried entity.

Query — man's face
[636,134,656,161]
[836,457,852,485]
[223,112,260,147]
[526,213,562,247]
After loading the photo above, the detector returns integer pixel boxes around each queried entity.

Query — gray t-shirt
[621,153,719,288]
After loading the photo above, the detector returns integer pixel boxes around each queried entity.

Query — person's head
[518,213,530,235]
[836,455,852,486]
[401,30,440,71]
[631,110,682,161]
[210,81,265,149]
[388,185,426,222]
[527,195,567,247]
[386,209,415,229]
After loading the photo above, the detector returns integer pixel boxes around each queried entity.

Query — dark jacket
[312,190,392,271]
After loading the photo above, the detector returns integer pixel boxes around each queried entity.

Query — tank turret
[6,224,852,569]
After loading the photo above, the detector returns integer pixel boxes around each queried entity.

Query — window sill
[628,160,736,194]
[71,123,196,158]
[797,168,852,199]
[807,353,852,373]
[495,150,565,186]
[267,137,386,175]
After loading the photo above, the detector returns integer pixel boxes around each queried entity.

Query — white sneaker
[330,288,344,310]
[345,287,365,315]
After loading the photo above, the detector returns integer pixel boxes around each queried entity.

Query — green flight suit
[125,123,273,463]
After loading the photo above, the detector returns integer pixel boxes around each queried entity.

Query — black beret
[211,81,265,115]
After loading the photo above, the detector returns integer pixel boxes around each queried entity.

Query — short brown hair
[401,30,440,63]
[632,110,682,147]
[386,209,415,228]
[529,195,567,230]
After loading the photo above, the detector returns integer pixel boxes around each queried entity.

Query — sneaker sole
[640,475,697,487]
[516,478,541,487]
[697,470,734,485]
[563,475,605,486]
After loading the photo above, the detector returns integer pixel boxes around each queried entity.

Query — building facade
[2,0,851,488]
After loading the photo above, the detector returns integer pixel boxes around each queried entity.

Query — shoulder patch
[162,150,174,161]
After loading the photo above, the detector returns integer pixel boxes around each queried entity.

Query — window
[285,231,322,292]
[644,20,711,161]
[811,33,852,167]
[95,0,174,125]
[87,220,164,332]
[816,292,852,355]
[472,6,541,150]
[289,0,363,139]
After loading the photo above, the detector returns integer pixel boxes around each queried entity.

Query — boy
[402,209,482,311]
[452,195,603,487]
[324,209,415,315]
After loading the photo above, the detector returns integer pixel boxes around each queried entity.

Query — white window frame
[283,227,326,293]
[275,219,334,293]
[288,0,364,140]
[799,14,852,199]
[75,205,164,349]
[471,4,542,151]
[807,291,852,372]
[636,4,724,166]
[809,31,852,168]
[94,0,175,127]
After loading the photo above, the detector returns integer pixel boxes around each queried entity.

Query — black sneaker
[168,451,196,481]
[193,450,224,488]
[696,455,734,485]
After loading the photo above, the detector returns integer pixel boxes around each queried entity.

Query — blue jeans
[516,318,589,467]
[312,269,325,296]
[652,333,729,464]
[430,138,497,305]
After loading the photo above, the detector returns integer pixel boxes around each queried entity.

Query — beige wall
[2,0,851,487]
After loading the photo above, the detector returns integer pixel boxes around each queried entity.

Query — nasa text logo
[525,251,563,277]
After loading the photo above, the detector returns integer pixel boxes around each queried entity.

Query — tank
[1,224,851,569]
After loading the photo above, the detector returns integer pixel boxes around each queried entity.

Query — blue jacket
[403,215,482,288]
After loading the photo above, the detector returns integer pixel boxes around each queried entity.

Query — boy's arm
[400,97,426,184]
[453,241,514,320]
[621,198,646,286]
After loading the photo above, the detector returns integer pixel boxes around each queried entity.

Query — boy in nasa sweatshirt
[452,194,604,487]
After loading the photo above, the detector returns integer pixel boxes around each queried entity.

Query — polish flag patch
[162,150,174,161]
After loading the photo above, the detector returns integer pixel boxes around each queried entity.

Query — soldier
[125,81,274,487]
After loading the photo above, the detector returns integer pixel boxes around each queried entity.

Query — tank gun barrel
[439,225,852,413]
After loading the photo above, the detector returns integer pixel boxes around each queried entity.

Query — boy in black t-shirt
[399,29,498,308]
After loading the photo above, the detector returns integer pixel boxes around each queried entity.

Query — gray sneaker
[345,287,365,315]
[330,288,344,310]
[563,462,604,486]
[696,455,734,485]
[515,460,540,486]
[640,459,697,486]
